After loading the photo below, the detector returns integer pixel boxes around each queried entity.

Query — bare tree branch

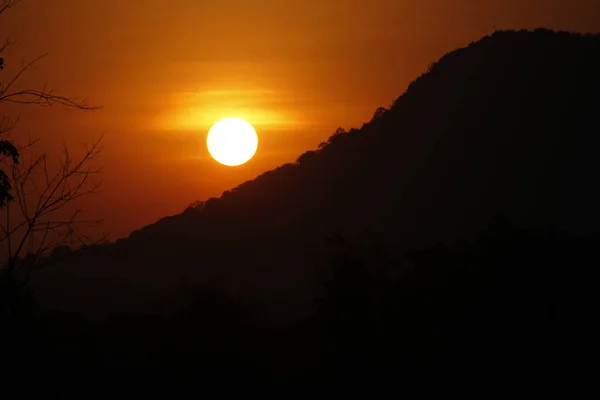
[0,54,101,110]
[0,0,19,19]
[0,136,104,282]
[0,0,105,317]
[0,37,15,55]
[0,2,100,111]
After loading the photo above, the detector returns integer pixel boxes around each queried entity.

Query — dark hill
[31,29,600,322]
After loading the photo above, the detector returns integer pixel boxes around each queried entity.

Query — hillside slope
[32,29,600,321]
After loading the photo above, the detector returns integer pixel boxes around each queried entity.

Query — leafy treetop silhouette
[25,28,600,322]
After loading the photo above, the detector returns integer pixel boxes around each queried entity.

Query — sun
[206,117,258,166]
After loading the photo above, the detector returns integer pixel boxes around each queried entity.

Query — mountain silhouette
[29,28,600,323]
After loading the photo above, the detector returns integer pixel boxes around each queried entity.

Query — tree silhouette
[372,106,387,120]
[0,0,99,211]
[0,138,18,207]
[0,0,102,321]
[0,27,599,397]
[1,137,104,282]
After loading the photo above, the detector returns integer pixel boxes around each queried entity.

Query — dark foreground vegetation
[2,28,600,397]
[3,220,599,398]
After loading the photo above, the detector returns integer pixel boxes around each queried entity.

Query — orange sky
[2,0,599,240]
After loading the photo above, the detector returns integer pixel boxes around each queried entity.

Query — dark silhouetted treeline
[3,220,599,397]
[20,28,600,322]
[2,28,600,397]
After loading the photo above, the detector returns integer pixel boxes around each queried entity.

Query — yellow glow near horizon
[156,88,298,132]
[206,117,258,166]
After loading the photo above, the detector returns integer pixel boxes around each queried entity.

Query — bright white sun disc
[206,117,258,166]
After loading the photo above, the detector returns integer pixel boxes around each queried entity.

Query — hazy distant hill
[31,29,600,322]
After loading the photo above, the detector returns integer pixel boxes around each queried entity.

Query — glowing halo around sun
[206,117,258,166]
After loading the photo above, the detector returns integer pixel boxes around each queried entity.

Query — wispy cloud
[156,86,306,132]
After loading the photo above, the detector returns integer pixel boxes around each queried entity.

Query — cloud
[156,87,306,132]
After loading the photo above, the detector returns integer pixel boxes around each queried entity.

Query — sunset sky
[2,0,599,240]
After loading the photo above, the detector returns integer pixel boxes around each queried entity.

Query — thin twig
[2,136,104,275]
